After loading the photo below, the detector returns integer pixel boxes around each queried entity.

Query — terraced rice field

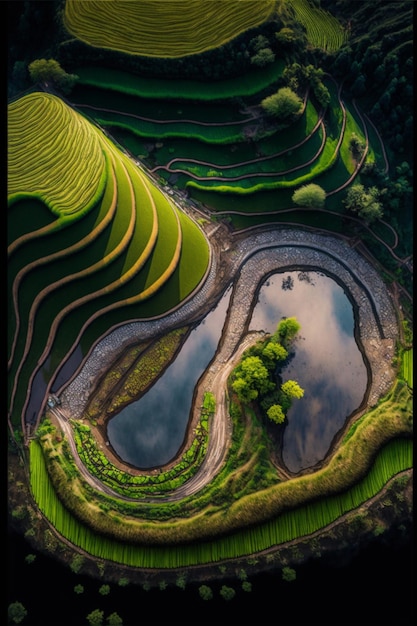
[291,0,349,52]
[7,92,209,433]
[63,0,276,58]
[8,92,106,218]
[71,74,370,204]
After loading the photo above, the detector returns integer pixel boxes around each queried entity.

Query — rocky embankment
[54,225,399,495]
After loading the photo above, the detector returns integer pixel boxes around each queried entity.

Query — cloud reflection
[250,271,367,473]
[107,289,232,468]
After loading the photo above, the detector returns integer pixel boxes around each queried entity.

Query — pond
[107,270,368,472]
[108,269,368,473]
[107,287,232,468]
[249,270,368,473]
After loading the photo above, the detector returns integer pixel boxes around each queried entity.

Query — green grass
[7,93,209,430]
[401,349,413,389]
[72,60,285,101]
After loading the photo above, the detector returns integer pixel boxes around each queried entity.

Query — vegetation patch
[63,0,276,58]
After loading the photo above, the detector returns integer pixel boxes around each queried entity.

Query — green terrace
[63,0,276,58]
[30,374,412,563]
[7,92,209,431]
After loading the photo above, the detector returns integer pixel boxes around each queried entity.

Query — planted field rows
[64,0,275,58]
[401,349,413,388]
[8,92,106,217]
[291,0,349,53]
[29,435,412,568]
[71,74,370,201]
[7,92,209,432]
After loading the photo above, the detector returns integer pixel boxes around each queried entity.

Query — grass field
[7,92,209,432]
[8,0,412,584]
[64,0,276,58]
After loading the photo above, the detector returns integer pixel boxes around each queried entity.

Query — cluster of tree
[343,183,384,224]
[86,609,123,626]
[231,317,304,424]
[249,34,276,68]
[360,160,412,258]
[28,58,78,95]
[259,62,331,127]
[283,63,331,108]
[322,0,413,159]
[7,0,64,98]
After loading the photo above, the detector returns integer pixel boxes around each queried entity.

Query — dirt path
[52,223,400,502]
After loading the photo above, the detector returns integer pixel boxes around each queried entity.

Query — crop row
[401,348,413,388]
[291,0,348,53]
[30,433,412,568]
[8,93,106,217]
[63,0,275,58]
[7,92,210,433]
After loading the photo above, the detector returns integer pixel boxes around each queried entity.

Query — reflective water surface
[249,271,368,472]
[108,271,367,472]
[107,288,232,468]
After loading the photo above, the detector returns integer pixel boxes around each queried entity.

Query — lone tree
[28,58,78,95]
[8,602,27,624]
[86,609,104,626]
[198,584,213,600]
[261,87,303,123]
[292,183,326,208]
[343,183,383,223]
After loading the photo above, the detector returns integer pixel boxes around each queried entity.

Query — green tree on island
[231,317,304,424]
[275,316,301,346]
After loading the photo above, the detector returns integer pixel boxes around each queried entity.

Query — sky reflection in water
[108,271,367,473]
[249,271,367,473]
[107,288,232,468]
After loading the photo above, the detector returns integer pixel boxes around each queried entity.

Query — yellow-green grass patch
[291,0,348,53]
[8,92,106,218]
[64,0,276,58]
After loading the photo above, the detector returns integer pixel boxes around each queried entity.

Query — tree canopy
[8,602,27,625]
[343,183,384,223]
[274,317,301,346]
[28,58,78,94]
[260,87,303,121]
[292,184,326,208]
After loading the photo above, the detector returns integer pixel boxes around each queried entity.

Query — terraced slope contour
[7,92,210,434]
[63,0,276,57]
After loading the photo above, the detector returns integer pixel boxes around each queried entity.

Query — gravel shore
[59,226,398,421]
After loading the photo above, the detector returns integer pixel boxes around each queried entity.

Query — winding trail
[53,225,399,502]
[18,78,410,500]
